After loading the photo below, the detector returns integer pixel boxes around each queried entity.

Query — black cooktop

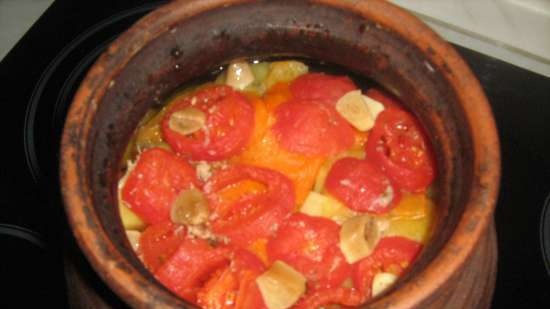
[1,0,549,308]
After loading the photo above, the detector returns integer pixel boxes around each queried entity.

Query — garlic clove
[339,214,387,263]
[372,272,398,297]
[170,188,209,226]
[226,61,255,90]
[168,107,206,136]
[256,261,306,309]
[335,90,385,132]
[125,230,141,252]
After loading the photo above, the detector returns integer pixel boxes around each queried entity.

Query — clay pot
[60,0,500,308]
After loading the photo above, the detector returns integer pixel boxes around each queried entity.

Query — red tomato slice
[205,165,295,247]
[272,99,355,155]
[139,221,187,272]
[162,85,254,161]
[365,107,436,192]
[290,72,357,105]
[266,213,351,288]
[352,236,422,300]
[325,157,400,214]
[155,238,230,304]
[121,148,199,224]
[294,287,365,309]
[364,88,402,109]
[352,256,378,300]
[373,236,423,274]
[196,249,267,309]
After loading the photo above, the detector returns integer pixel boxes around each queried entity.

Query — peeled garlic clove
[256,261,306,309]
[168,107,206,135]
[339,215,386,263]
[335,90,385,132]
[372,272,398,297]
[170,188,209,226]
[126,230,141,252]
[362,94,385,120]
[226,61,255,90]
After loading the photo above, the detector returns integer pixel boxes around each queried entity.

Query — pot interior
[84,0,473,304]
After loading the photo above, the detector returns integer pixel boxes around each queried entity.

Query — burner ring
[24,2,164,184]
[540,192,550,276]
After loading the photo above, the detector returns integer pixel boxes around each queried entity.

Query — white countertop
[2,0,550,77]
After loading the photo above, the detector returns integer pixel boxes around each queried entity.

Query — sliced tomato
[272,99,355,155]
[139,221,187,272]
[352,256,378,300]
[155,238,230,304]
[352,236,422,300]
[373,236,423,274]
[325,157,400,214]
[364,88,402,110]
[366,107,436,192]
[233,268,267,309]
[290,72,357,105]
[266,213,351,288]
[233,93,326,205]
[294,287,365,309]
[229,250,267,309]
[161,85,254,160]
[196,249,267,309]
[121,147,199,224]
[205,165,295,247]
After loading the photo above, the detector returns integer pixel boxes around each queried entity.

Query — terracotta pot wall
[61,1,500,308]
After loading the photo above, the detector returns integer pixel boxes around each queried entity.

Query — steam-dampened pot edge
[60,0,500,308]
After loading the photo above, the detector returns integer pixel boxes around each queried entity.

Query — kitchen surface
[1,0,549,308]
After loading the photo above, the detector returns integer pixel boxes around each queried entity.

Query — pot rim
[60,0,501,308]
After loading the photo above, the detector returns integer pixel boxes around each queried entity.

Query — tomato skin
[162,85,254,161]
[352,256,378,299]
[155,238,231,304]
[290,72,357,105]
[352,237,422,300]
[121,148,199,224]
[294,287,365,309]
[196,249,267,309]
[325,157,400,214]
[205,165,295,247]
[139,221,187,272]
[366,107,436,192]
[267,213,351,289]
[272,99,355,155]
[372,236,422,273]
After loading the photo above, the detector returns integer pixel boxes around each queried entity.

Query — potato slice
[226,60,255,90]
[168,107,206,135]
[265,61,308,89]
[335,90,385,131]
[256,261,306,309]
[385,194,434,243]
[119,204,146,231]
[300,191,356,225]
[118,161,146,230]
[339,215,387,263]
[372,272,398,297]
[170,188,209,226]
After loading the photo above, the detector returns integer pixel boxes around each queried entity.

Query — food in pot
[118,59,437,309]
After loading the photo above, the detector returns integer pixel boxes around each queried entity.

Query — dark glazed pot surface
[60,0,500,308]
